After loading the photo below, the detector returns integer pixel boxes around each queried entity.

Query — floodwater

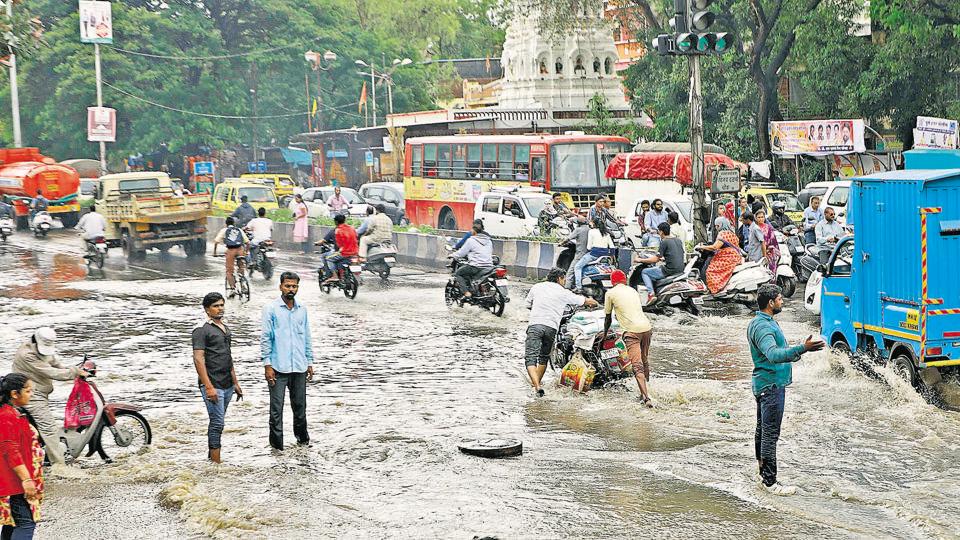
[1,231,959,539]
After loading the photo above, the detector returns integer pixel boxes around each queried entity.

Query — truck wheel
[891,353,918,388]
[122,233,144,261]
[831,338,851,358]
[59,211,80,228]
[185,238,206,258]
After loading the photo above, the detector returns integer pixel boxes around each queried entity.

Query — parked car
[742,186,804,224]
[797,180,851,225]
[240,173,297,206]
[474,189,551,238]
[358,182,408,225]
[211,179,279,214]
[301,186,369,219]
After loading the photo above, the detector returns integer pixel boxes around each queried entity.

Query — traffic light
[650,34,676,56]
[688,0,731,55]
[676,33,696,54]
[657,0,732,56]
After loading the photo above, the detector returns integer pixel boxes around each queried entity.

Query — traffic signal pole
[688,54,708,245]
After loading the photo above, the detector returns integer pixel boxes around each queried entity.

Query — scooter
[691,250,774,305]
[83,235,108,269]
[0,216,14,242]
[628,249,708,315]
[774,227,799,298]
[794,243,822,283]
[27,357,152,464]
[363,241,398,280]
[317,243,362,299]
[31,211,53,238]
[580,255,619,303]
[443,245,510,317]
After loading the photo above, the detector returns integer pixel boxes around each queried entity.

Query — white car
[474,191,551,238]
[797,180,851,225]
[300,187,369,220]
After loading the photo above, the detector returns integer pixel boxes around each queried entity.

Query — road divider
[207,217,556,280]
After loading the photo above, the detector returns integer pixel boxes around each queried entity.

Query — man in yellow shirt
[602,270,655,407]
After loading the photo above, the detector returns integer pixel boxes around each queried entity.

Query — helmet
[772,201,786,210]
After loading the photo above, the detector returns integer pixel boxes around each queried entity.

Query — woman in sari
[755,209,780,279]
[292,194,309,254]
[696,223,743,294]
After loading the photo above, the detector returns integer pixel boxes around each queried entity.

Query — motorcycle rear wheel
[260,255,274,280]
[444,282,459,307]
[94,250,105,269]
[378,266,391,280]
[778,275,797,298]
[489,291,506,317]
[96,410,152,463]
[343,274,359,299]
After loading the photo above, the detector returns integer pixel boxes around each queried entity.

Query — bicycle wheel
[237,272,251,302]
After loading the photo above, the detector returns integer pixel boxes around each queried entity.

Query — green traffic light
[714,32,731,53]
[696,34,713,52]
[676,32,695,52]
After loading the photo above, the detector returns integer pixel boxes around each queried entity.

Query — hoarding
[87,106,116,142]
[79,1,113,44]
[770,119,866,156]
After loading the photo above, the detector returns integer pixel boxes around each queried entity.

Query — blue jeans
[0,494,35,540]
[324,252,346,277]
[642,232,661,248]
[803,229,816,245]
[754,385,786,486]
[641,266,665,293]
[574,253,599,289]
[201,385,234,450]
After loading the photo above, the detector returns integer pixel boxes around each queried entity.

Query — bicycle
[220,249,251,302]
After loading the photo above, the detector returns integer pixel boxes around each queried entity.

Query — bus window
[482,144,497,178]
[411,145,422,176]
[531,156,546,183]
[453,144,467,179]
[515,145,530,179]
[498,144,514,180]
[424,144,438,177]
[467,144,481,178]
[551,143,598,188]
[598,142,632,187]
[438,144,452,176]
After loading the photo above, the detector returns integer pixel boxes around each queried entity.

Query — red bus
[403,133,631,230]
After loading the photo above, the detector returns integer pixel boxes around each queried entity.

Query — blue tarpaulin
[281,147,312,167]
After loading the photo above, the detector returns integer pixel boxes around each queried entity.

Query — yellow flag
[311,98,318,116]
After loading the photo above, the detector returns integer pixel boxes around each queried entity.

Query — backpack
[224,225,244,248]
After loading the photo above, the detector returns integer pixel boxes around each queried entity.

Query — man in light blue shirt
[801,196,824,245]
[642,198,669,247]
[261,271,314,450]
[814,207,846,264]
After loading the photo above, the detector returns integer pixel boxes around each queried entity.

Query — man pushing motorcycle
[11,328,90,478]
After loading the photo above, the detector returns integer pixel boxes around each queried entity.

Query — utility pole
[304,72,312,133]
[94,43,106,171]
[688,54,707,245]
[370,62,377,126]
[250,88,258,162]
[6,0,22,147]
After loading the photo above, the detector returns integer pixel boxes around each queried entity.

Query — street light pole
[250,88,258,162]
[305,50,337,132]
[370,62,377,126]
[6,0,22,147]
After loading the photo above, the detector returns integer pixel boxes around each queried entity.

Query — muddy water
[1,232,959,539]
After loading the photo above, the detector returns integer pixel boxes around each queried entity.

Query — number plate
[265,251,276,258]
[495,279,508,286]
[601,280,612,288]
[693,297,704,305]
[349,265,362,272]
[96,245,107,252]
[384,257,396,263]
[600,348,619,359]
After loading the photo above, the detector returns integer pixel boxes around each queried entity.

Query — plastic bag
[559,351,596,393]
[64,379,96,429]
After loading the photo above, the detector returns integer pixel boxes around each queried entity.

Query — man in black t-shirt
[192,292,243,463]
[636,222,686,303]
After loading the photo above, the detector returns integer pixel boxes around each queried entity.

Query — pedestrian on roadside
[292,194,310,254]
[602,270,655,407]
[11,328,88,479]
[0,373,43,540]
[524,268,598,397]
[802,196,824,246]
[748,283,824,495]
[261,272,314,451]
[192,292,243,464]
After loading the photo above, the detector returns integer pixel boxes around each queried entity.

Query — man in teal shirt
[261,271,314,450]
[747,283,823,495]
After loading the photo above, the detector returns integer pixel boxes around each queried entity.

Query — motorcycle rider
[642,199,669,248]
[29,189,48,223]
[11,327,90,478]
[450,221,494,299]
[245,207,274,265]
[0,199,13,219]
[573,217,615,291]
[320,213,359,285]
[454,219,485,250]
[230,195,257,228]
[768,201,795,231]
[538,192,574,233]
[802,196,824,245]
[815,207,846,264]
[636,222,685,305]
[75,204,108,249]
[563,215,589,289]
[357,204,393,259]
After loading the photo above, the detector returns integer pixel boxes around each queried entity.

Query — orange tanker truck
[0,148,81,229]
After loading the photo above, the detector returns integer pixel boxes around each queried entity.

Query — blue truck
[820,149,960,387]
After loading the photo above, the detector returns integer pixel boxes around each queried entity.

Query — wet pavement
[2,230,959,539]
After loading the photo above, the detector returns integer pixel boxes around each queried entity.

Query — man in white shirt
[245,207,274,264]
[524,267,599,397]
[76,205,108,244]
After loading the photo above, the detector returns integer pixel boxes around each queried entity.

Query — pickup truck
[97,172,211,260]
[820,149,960,390]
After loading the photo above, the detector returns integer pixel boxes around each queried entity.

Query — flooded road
[2,231,959,539]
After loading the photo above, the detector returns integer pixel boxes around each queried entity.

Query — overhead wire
[102,37,324,61]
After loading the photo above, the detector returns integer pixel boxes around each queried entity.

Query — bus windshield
[550,144,599,188]
[239,187,276,203]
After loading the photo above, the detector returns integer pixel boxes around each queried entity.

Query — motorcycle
[628,249,708,315]
[317,243,361,299]
[27,357,152,464]
[363,241,398,280]
[443,245,510,317]
[794,242,822,283]
[247,239,276,280]
[537,211,574,238]
[691,250,774,305]
[773,226,799,298]
[31,211,53,238]
[83,235,108,269]
[551,308,633,389]
[0,216,13,242]
[579,254,619,303]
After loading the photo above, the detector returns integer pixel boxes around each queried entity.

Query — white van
[474,188,551,238]
[614,180,701,245]
[797,180,851,225]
